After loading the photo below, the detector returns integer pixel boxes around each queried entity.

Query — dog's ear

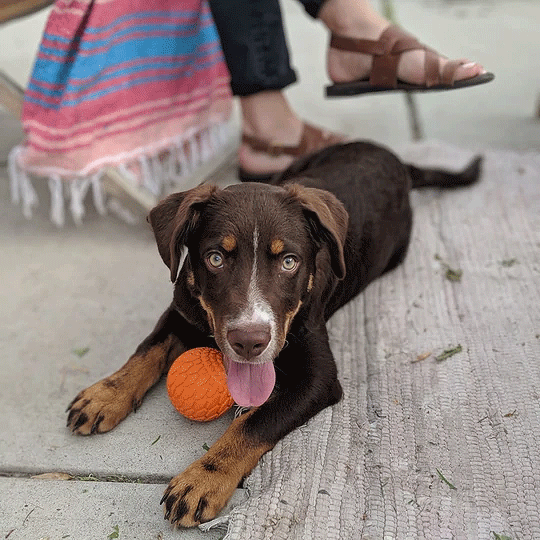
[147,183,218,282]
[286,184,348,279]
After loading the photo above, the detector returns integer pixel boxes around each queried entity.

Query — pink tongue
[226,358,276,407]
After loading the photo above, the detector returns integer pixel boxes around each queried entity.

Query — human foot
[238,91,346,181]
[239,123,346,182]
[318,1,492,96]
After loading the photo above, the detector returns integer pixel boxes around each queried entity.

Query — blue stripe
[25,56,223,110]
[41,21,207,53]
[40,18,214,58]
[38,28,219,62]
[32,23,221,86]
[28,44,222,98]
[41,10,212,46]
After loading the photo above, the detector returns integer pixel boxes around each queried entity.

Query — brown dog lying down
[67,141,481,527]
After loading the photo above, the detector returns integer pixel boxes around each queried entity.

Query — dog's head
[148,182,348,406]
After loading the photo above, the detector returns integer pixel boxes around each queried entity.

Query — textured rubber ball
[166,347,234,422]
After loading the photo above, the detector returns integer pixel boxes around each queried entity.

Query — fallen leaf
[72,347,90,358]
[31,472,73,481]
[412,351,432,363]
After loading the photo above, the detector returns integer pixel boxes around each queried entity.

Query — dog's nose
[227,326,271,360]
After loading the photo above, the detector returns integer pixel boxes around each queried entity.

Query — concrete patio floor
[1,1,539,539]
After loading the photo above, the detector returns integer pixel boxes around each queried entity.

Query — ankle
[318,0,388,38]
[240,91,303,144]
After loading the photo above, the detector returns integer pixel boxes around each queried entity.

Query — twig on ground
[435,345,463,362]
[436,468,457,490]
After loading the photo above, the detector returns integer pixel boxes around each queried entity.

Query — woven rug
[202,142,540,540]
[8,0,232,226]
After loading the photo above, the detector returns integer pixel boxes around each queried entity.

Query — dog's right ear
[147,184,218,282]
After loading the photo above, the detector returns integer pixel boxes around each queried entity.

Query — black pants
[209,0,326,96]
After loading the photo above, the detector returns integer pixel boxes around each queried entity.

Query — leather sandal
[326,25,494,97]
[239,123,346,183]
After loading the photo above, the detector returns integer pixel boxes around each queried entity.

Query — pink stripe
[26,88,231,152]
[81,16,207,42]
[27,87,231,152]
[27,97,226,154]
[24,83,231,150]
[23,76,230,140]
[19,100,231,177]
[52,0,209,23]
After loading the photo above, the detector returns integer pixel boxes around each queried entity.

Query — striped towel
[9,0,232,225]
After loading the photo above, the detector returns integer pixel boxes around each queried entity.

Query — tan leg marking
[67,340,173,435]
[198,296,216,334]
[162,409,272,527]
[284,300,303,336]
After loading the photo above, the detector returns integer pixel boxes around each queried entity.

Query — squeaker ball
[166,347,234,422]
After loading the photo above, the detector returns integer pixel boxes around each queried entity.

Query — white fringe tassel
[70,177,92,226]
[48,175,65,227]
[8,121,231,227]
[8,146,39,219]
[90,171,107,216]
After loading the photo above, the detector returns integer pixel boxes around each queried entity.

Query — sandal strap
[242,123,344,158]
[330,24,460,88]
[441,58,467,86]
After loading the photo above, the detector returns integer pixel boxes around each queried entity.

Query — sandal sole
[325,71,495,97]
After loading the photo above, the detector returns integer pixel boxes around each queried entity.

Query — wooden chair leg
[0,71,24,119]
[0,0,53,25]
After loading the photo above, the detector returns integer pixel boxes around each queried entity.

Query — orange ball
[166,347,234,422]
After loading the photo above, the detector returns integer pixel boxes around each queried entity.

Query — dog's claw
[90,414,104,434]
[72,412,88,431]
[194,497,208,523]
[160,487,171,506]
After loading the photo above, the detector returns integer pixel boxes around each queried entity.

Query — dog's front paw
[66,377,140,435]
[161,461,239,527]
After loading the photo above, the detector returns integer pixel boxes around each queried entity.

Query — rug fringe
[8,121,232,226]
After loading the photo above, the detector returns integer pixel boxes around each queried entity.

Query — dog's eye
[282,255,299,272]
[207,252,224,269]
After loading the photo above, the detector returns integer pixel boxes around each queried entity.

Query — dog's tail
[407,156,482,189]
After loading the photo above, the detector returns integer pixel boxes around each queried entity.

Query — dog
[67,141,481,527]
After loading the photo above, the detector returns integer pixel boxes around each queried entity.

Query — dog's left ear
[147,183,218,282]
[286,184,348,279]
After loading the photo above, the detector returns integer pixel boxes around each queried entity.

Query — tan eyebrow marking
[307,273,314,292]
[221,235,237,252]
[270,239,285,255]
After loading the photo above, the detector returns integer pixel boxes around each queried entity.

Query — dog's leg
[162,325,342,527]
[67,306,205,435]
